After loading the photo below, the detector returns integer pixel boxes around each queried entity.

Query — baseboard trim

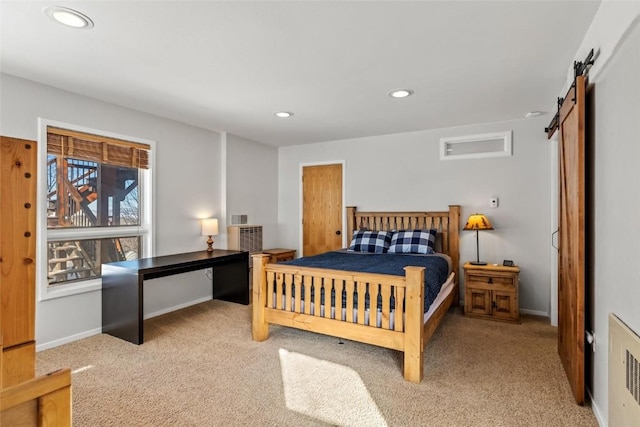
[588,388,606,427]
[36,297,213,351]
[143,296,212,320]
[36,327,102,352]
[520,308,549,317]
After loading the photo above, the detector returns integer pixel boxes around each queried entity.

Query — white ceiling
[1,1,601,147]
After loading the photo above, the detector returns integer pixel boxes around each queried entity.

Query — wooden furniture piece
[252,205,460,383]
[263,248,296,263]
[463,263,520,323]
[102,249,249,345]
[1,362,72,426]
[1,136,72,425]
[1,137,37,387]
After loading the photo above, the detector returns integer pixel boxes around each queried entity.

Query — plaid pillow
[388,229,437,254]
[347,230,393,253]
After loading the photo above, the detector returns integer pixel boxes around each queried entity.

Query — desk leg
[102,265,144,345]
[213,259,249,305]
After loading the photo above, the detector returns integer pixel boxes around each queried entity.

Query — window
[37,120,154,300]
[440,131,512,160]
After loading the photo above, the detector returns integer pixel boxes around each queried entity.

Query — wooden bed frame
[252,205,460,383]
[1,339,72,426]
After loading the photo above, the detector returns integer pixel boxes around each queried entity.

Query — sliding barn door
[557,75,586,405]
[302,164,342,256]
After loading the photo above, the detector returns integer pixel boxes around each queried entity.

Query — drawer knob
[488,277,493,284]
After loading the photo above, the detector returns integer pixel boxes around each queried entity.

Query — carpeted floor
[36,300,598,426]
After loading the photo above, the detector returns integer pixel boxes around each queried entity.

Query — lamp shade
[463,214,494,231]
[201,218,219,236]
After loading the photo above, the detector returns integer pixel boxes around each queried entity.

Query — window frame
[37,118,155,301]
[439,131,513,160]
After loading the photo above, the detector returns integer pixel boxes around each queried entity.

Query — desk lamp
[201,218,219,252]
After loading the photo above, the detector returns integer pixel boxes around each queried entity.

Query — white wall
[224,133,279,249]
[579,4,640,424]
[278,117,552,315]
[0,73,223,348]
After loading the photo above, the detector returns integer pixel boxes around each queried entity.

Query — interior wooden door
[557,75,586,405]
[302,164,342,256]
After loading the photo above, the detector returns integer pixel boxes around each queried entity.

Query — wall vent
[230,214,248,225]
[228,225,263,253]
[626,350,639,404]
[609,314,640,426]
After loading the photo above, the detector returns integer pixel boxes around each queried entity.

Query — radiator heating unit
[228,225,262,289]
[227,225,263,254]
[609,313,640,426]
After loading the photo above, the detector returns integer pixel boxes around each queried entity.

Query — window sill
[38,278,102,301]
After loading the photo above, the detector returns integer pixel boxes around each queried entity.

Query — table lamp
[463,213,493,265]
[201,218,219,252]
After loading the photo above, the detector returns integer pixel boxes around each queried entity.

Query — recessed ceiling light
[274,111,293,118]
[44,6,94,29]
[525,111,544,118]
[388,89,414,98]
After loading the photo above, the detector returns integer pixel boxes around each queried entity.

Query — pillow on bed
[387,229,437,254]
[347,230,393,253]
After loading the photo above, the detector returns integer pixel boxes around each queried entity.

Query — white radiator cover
[227,225,263,253]
[609,313,640,426]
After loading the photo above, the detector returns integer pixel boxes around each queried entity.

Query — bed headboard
[346,205,461,283]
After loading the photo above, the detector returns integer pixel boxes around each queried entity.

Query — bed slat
[294,274,302,313]
[380,285,391,330]
[275,273,284,310]
[345,280,355,323]
[395,286,405,331]
[313,276,322,317]
[335,280,343,320]
[303,277,312,315]
[323,280,331,318]
[357,282,367,325]
[267,271,275,309]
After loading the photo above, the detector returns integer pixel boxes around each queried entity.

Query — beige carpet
[279,348,387,426]
[36,300,598,426]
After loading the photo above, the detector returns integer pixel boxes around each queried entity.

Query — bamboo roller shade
[47,127,150,169]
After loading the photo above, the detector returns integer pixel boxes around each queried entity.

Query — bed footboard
[252,253,427,383]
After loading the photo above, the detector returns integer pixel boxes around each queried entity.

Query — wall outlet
[489,197,499,208]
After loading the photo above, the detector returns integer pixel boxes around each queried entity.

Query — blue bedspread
[281,251,451,312]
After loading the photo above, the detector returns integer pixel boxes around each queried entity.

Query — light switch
[489,197,499,208]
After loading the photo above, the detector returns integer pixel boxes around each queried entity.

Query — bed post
[448,205,461,306]
[346,206,356,240]
[403,266,425,383]
[252,254,271,341]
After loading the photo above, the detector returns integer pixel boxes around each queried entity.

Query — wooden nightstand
[463,262,520,323]
[263,248,296,263]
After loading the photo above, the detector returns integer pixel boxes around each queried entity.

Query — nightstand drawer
[466,274,514,291]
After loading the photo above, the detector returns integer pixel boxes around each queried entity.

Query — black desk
[102,250,249,345]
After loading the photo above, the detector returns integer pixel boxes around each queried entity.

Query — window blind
[47,126,150,169]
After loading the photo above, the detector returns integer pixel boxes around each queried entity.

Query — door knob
[335,230,341,235]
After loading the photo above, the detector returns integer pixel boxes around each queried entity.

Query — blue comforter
[281,251,451,312]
